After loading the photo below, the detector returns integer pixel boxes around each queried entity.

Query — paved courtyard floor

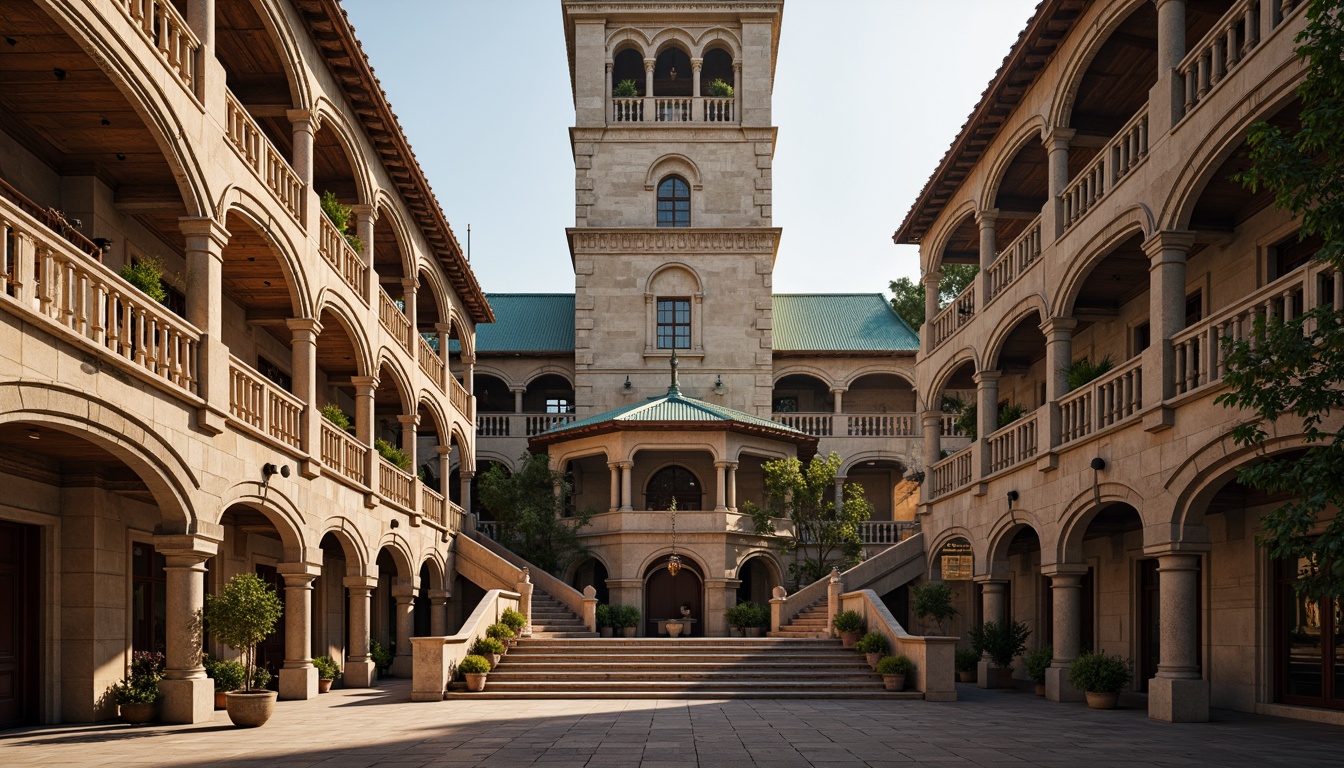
[4,681,1343,767]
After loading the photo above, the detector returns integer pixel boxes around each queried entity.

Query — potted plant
[614,605,640,638]
[471,636,505,669]
[746,602,770,638]
[706,77,734,98]
[974,619,1030,688]
[1025,646,1053,696]
[203,656,246,710]
[855,632,890,669]
[954,648,979,683]
[459,654,491,692]
[596,604,613,638]
[1062,355,1114,392]
[204,572,285,727]
[612,79,639,99]
[501,607,527,640]
[486,622,515,652]
[108,650,163,725]
[313,655,340,693]
[1068,651,1132,709]
[832,610,865,648]
[321,404,354,433]
[911,582,958,635]
[370,639,393,678]
[724,602,748,637]
[876,654,913,691]
[120,257,168,304]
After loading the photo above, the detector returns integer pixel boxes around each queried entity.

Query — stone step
[443,690,921,701]
[528,631,599,638]
[767,631,830,639]
[503,655,869,666]
[489,670,880,682]
[477,680,892,693]
[494,660,873,672]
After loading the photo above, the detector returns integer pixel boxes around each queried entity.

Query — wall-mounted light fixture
[1006,489,1019,510]
[712,374,726,395]
[623,375,632,390]
[262,463,290,483]
[91,237,113,254]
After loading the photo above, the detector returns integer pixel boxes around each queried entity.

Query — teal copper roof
[470,294,574,353]
[772,294,918,352]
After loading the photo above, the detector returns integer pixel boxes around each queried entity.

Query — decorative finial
[668,350,680,395]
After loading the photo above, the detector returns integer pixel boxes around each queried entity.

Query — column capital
[1041,562,1090,580]
[436,444,453,458]
[351,375,379,392]
[460,469,476,480]
[922,271,941,288]
[921,409,943,426]
[277,561,323,580]
[343,575,378,591]
[691,58,703,70]
[1041,126,1076,147]
[617,460,635,469]
[285,108,321,131]
[973,370,1003,386]
[152,533,221,562]
[1038,316,1078,338]
[829,386,848,395]
[400,277,419,292]
[397,413,420,428]
[643,58,656,72]
[391,585,417,600]
[1142,230,1198,260]
[714,460,738,470]
[975,208,1000,226]
[1154,552,1206,572]
[177,217,231,249]
[286,317,323,339]
[509,386,526,394]
[973,576,1009,590]
[349,203,378,221]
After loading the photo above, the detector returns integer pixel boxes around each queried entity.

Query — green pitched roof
[772,294,918,352]
[473,294,574,353]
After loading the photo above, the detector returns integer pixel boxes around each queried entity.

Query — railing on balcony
[612,98,644,122]
[703,97,735,122]
[318,216,367,301]
[448,374,472,418]
[1179,0,1263,119]
[320,421,366,486]
[474,413,576,437]
[986,215,1042,303]
[845,414,918,437]
[858,520,919,545]
[774,413,833,436]
[224,92,303,223]
[228,356,302,449]
[655,98,692,122]
[117,0,199,94]
[378,287,413,354]
[986,411,1039,473]
[421,484,446,527]
[929,447,974,499]
[1171,266,1312,397]
[418,334,443,389]
[1061,108,1149,231]
[929,285,976,350]
[477,414,510,437]
[611,97,740,124]
[526,414,575,435]
[1058,357,1143,444]
[0,196,199,395]
[379,456,414,510]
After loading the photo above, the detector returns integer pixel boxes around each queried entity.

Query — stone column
[974,370,1001,477]
[287,318,322,476]
[435,322,452,392]
[352,204,377,306]
[186,0,215,50]
[343,575,377,687]
[512,387,525,414]
[390,583,416,677]
[1040,317,1076,453]
[1142,231,1195,427]
[462,352,476,397]
[428,589,449,637]
[1043,127,1075,239]
[643,58,655,116]
[733,60,742,123]
[920,409,942,499]
[436,445,453,506]
[401,277,419,362]
[278,563,321,700]
[1150,0,1188,135]
[286,110,318,187]
[691,58,703,121]
[459,469,475,515]
[608,461,621,512]
[353,375,379,500]
[604,61,613,124]
[1043,565,1088,702]
[1150,552,1209,722]
[833,476,845,512]
[619,461,634,511]
[179,217,230,434]
[975,578,1008,688]
[922,271,940,351]
[830,387,845,415]
[397,413,419,465]
[725,463,738,511]
[714,461,729,511]
[154,533,219,724]
[976,208,999,310]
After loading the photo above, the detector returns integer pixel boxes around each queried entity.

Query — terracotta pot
[600,627,613,638]
[622,627,636,638]
[882,674,906,692]
[464,673,487,692]
[993,667,1015,689]
[958,670,976,683]
[487,653,501,669]
[224,690,277,728]
[1086,691,1119,709]
[666,622,684,637]
[745,627,762,638]
[729,627,743,637]
[841,631,860,649]
[119,702,156,725]
[1034,683,1046,697]
[318,678,333,693]
[214,691,228,710]
[866,653,882,669]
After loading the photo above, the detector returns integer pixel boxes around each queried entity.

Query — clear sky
[342,0,1040,297]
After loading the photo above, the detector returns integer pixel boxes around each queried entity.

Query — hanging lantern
[667,497,681,576]
[667,553,682,576]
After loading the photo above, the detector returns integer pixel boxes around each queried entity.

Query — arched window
[657,176,691,227]
[645,465,701,510]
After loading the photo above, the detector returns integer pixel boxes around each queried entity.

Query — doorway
[0,521,39,728]
[1275,555,1344,709]
[644,557,703,637]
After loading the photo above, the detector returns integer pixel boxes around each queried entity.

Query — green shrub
[1024,646,1053,685]
[595,604,612,628]
[1063,355,1115,392]
[321,403,352,430]
[313,655,340,681]
[375,438,413,471]
[972,620,1030,670]
[108,651,164,704]
[370,639,393,674]
[204,573,283,693]
[120,256,168,304]
[747,601,771,628]
[485,622,515,641]
[876,654,913,676]
[470,636,505,656]
[832,609,864,634]
[998,402,1027,425]
[855,632,889,654]
[725,601,761,630]
[611,604,640,630]
[707,78,734,98]
[954,402,977,440]
[204,656,246,692]
[1067,651,1132,694]
[320,191,364,253]
[458,655,491,675]
[612,79,639,98]
[250,666,271,690]
[912,582,958,635]
[501,608,526,634]
[954,648,979,674]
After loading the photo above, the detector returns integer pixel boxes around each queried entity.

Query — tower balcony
[611,96,738,125]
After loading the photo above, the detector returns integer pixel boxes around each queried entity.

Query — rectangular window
[132,543,167,655]
[656,298,691,349]
[545,398,573,414]
[657,200,690,227]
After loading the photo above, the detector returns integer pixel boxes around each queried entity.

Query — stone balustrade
[449,374,472,419]
[418,334,444,389]
[1179,0,1263,119]
[1059,357,1143,444]
[858,520,919,545]
[224,92,304,223]
[929,285,975,351]
[986,410,1039,474]
[474,413,576,437]
[318,216,367,300]
[379,456,414,510]
[378,287,413,354]
[929,447,973,499]
[421,484,446,527]
[320,421,367,486]
[611,96,741,124]
[117,0,199,95]
[985,215,1042,303]
[228,356,303,449]
[1062,107,1148,232]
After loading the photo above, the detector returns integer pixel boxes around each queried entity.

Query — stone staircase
[529,590,596,638]
[768,600,830,639]
[444,637,919,700]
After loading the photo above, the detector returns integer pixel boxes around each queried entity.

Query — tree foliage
[889,264,979,330]
[204,573,283,693]
[477,453,592,576]
[1220,0,1344,600]
[743,452,873,589]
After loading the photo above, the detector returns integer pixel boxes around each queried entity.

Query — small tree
[911,582,958,635]
[888,264,980,331]
[204,573,284,693]
[744,452,873,588]
[477,453,593,576]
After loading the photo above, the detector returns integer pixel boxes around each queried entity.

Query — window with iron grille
[656,298,691,349]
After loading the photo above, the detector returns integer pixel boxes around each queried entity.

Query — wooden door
[254,564,286,685]
[0,521,39,728]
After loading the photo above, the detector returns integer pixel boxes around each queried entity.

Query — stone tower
[562,0,785,416]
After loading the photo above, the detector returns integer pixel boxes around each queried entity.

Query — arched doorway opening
[570,557,610,605]
[644,555,703,637]
[735,555,780,607]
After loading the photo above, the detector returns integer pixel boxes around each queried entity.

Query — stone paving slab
[2,681,1343,767]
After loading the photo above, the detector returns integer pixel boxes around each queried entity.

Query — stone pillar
[691,58,703,121]
[714,461,729,511]
[186,0,214,50]
[390,584,416,677]
[1143,231,1195,427]
[1043,565,1088,702]
[397,413,419,465]
[725,463,738,511]
[920,409,942,499]
[436,445,453,508]
[179,217,230,434]
[463,352,476,397]
[974,370,1001,477]
[278,564,320,700]
[643,58,655,115]
[582,585,599,633]
[436,322,452,392]
[352,204,377,306]
[516,569,534,636]
[401,277,419,361]
[830,387,845,414]
[1150,0,1188,135]
[1040,317,1077,452]
[604,61,613,124]
[353,375,379,500]
[459,469,475,516]
[833,476,845,512]
[733,60,742,123]
[975,578,1008,688]
[608,461,621,512]
[286,110,318,187]
[428,589,449,637]
[154,533,219,724]
[976,208,999,310]
[826,568,843,637]
[512,387,525,414]
[287,318,322,477]
[769,585,787,633]
[343,575,377,687]
[1150,552,1209,722]
[1043,128,1075,239]
[619,461,634,511]
[922,271,940,351]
